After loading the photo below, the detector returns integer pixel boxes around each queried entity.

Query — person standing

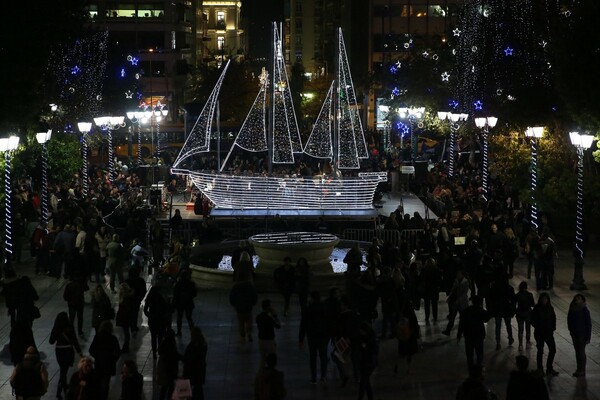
[125,266,146,335]
[567,294,592,377]
[295,257,311,315]
[106,234,125,293]
[9,319,36,366]
[298,291,329,384]
[229,270,258,342]
[50,312,83,400]
[157,329,181,400]
[67,356,96,400]
[255,353,286,400]
[91,285,115,332]
[457,295,491,369]
[515,281,535,351]
[95,225,110,281]
[506,355,549,400]
[173,269,197,336]
[89,320,121,400]
[273,257,296,316]
[256,299,281,366]
[394,301,420,374]
[183,327,208,400]
[116,283,136,353]
[488,274,516,350]
[356,322,378,400]
[421,258,441,323]
[120,360,143,400]
[531,292,559,376]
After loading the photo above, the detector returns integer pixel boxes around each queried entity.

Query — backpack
[396,317,411,341]
[12,361,46,397]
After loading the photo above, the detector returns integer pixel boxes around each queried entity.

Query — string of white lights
[575,146,584,258]
[449,125,456,178]
[174,169,387,210]
[303,82,334,158]
[530,137,539,231]
[137,123,142,166]
[41,142,49,226]
[4,152,12,264]
[108,130,114,181]
[173,60,231,169]
[82,133,89,197]
[482,128,489,201]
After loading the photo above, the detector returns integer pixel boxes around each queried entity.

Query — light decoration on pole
[126,111,146,165]
[94,116,125,182]
[569,131,595,291]
[77,122,92,197]
[0,135,20,270]
[35,130,52,226]
[398,106,425,160]
[474,116,498,202]
[438,111,468,177]
[525,126,544,231]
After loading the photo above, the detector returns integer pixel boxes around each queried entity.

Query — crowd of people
[0,149,594,400]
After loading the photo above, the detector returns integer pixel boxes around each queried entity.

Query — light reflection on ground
[217,248,367,273]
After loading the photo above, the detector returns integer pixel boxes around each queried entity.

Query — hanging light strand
[530,138,538,231]
[575,147,584,259]
[482,128,489,201]
[41,143,49,225]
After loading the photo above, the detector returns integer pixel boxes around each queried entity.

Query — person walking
[143,286,171,359]
[63,273,89,336]
[295,257,311,315]
[442,269,470,336]
[95,225,110,282]
[89,320,122,400]
[173,269,197,336]
[298,291,329,384]
[91,284,115,332]
[116,283,136,353]
[531,292,559,376]
[273,257,296,316]
[515,281,535,351]
[183,327,208,400]
[229,270,258,342]
[9,319,36,366]
[567,294,592,377]
[506,355,549,400]
[421,258,441,323]
[10,346,48,400]
[256,299,281,366]
[157,329,181,400]
[125,266,146,335]
[356,322,378,400]
[488,273,516,350]
[457,295,491,369]
[376,267,399,339]
[50,312,83,400]
[394,301,420,374]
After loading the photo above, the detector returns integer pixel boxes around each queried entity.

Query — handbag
[171,378,192,400]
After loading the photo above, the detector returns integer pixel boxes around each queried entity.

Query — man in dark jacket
[273,257,295,316]
[173,269,197,336]
[256,299,281,366]
[457,295,491,369]
[506,355,549,400]
[63,273,89,336]
[299,291,329,383]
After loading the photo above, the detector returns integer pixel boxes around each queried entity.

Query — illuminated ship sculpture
[171,24,386,213]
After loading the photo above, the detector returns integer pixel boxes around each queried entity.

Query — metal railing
[342,228,424,249]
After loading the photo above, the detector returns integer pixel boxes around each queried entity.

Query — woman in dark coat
[143,286,171,359]
[394,301,420,374]
[157,329,180,400]
[183,327,208,400]
[115,283,135,353]
[89,320,122,400]
[50,311,82,399]
[9,319,36,366]
[67,356,97,400]
[531,292,558,376]
[91,285,114,332]
[567,294,592,377]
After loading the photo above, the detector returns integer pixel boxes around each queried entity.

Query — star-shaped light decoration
[391,87,400,97]
[422,51,429,58]
[125,90,133,99]
[449,100,459,109]
[473,100,483,111]
[539,40,548,48]
[389,65,398,74]
[71,65,81,75]
[120,68,126,78]
[504,47,514,56]
[441,72,450,82]
[130,57,139,66]
[453,28,461,37]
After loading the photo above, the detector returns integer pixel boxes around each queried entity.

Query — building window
[217,11,226,29]
[295,19,303,33]
[295,0,302,14]
[295,36,302,47]
[217,37,225,50]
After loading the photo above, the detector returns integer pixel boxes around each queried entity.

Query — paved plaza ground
[0,243,598,400]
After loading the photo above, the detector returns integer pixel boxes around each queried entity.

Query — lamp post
[398,106,425,160]
[126,111,145,166]
[525,126,544,232]
[438,111,468,178]
[474,116,498,202]
[77,122,92,197]
[0,135,20,270]
[94,116,125,183]
[35,130,52,226]
[569,131,595,291]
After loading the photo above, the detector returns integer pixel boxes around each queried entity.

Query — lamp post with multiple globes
[438,111,468,178]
